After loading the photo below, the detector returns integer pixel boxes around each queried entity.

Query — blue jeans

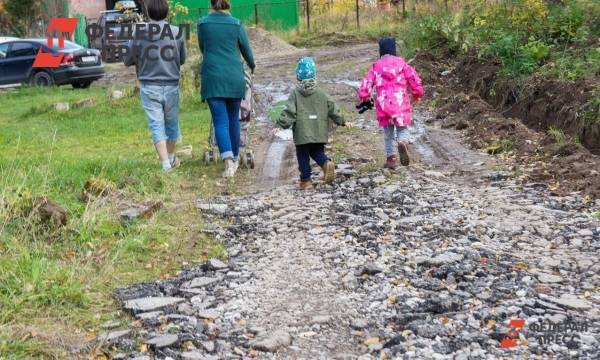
[296,143,329,181]
[207,98,241,161]
[140,84,181,144]
[384,125,410,157]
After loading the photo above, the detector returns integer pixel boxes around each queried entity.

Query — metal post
[306,0,312,32]
[255,3,259,26]
[356,0,360,29]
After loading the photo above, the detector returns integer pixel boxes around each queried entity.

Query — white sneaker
[222,163,236,178]
[232,159,239,173]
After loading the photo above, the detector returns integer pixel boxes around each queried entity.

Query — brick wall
[69,0,106,22]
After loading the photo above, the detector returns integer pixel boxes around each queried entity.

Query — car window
[0,43,8,59]
[7,42,39,58]
[50,40,81,50]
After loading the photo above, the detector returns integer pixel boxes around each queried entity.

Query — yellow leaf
[140,344,149,353]
[549,181,560,191]
[486,319,496,329]
[440,316,450,325]
[388,295,397,305]
[364,337,380,345]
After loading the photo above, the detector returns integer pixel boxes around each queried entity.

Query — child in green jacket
[276,57,351,190]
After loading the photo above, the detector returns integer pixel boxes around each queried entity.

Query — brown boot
[384,155,397,169]
[397,142,410,166]
[299,180,314,190]
[322,161,335,184]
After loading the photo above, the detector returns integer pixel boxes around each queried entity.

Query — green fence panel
[171,0,299,30]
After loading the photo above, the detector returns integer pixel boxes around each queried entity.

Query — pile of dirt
[455,52,600,154]
[433,91,600,198]
[247,27,299,57]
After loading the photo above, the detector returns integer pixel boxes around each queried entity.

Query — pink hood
[358,55,424,127]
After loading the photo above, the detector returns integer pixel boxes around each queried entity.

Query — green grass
[547,126,567,144]
[0,84,230,357]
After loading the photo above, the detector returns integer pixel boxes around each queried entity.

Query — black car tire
[30,71,55,87]
[72,81,92,89]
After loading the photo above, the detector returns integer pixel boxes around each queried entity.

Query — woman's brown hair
[211,0,231,11]
[146,0,169,21]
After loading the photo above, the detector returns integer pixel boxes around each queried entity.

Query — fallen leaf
[440,316,450,325]
[249,349,259,357]
[388,295,397,305]
[140,344,149,353]
[364,336,380,346]
[486,319,496,329]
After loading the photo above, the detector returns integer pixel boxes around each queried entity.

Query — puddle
[409,112,436,163]
[252,81,296,182]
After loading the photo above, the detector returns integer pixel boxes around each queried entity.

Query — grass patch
[0,84,232,357]
[547,126,567,144]
[486,139,515,155]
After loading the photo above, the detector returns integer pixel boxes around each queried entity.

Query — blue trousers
[296,143,329,181]
[207,98,241,161]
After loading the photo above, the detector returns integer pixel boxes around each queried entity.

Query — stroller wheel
[204,150,215,164]
[245,151,255,169]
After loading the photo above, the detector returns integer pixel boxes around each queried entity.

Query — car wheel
[30,71,55,87]
[72,81,92,89]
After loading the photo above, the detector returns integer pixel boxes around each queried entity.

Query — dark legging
[296,143,329,181]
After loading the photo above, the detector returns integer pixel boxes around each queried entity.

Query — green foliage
[410,0,599,79]
[4,0,43,37]
[548,126,567,144]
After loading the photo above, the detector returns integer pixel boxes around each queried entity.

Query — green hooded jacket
[277,86,345,145]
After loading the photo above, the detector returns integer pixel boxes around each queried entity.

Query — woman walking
[198,0,256,178]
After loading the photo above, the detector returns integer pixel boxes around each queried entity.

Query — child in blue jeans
[124,0,186,172]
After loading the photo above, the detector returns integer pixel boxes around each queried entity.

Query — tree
[4,0,44,37]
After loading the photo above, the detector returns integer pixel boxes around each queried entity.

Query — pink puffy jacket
[358,55,424,127]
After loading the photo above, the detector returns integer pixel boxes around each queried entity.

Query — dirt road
[99,39,599,359]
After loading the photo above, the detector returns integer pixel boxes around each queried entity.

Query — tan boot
[299,180,314,190]
[322,161,335,184]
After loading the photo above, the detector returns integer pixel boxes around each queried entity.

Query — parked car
[0,37,18,43]
[0,39,105,88]
[91,4,143,62]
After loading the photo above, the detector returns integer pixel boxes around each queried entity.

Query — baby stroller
[204,69,255,169]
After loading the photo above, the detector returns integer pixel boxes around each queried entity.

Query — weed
[486,138,514,154]
[593,210,600,219]
[547,126,567,144]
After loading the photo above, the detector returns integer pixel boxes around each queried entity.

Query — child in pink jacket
[358,37,424,168]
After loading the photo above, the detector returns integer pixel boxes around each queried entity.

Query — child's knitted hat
[296,57,316,81]
[379,37,397,57]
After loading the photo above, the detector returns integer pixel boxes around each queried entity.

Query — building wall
[70,0,106,22]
